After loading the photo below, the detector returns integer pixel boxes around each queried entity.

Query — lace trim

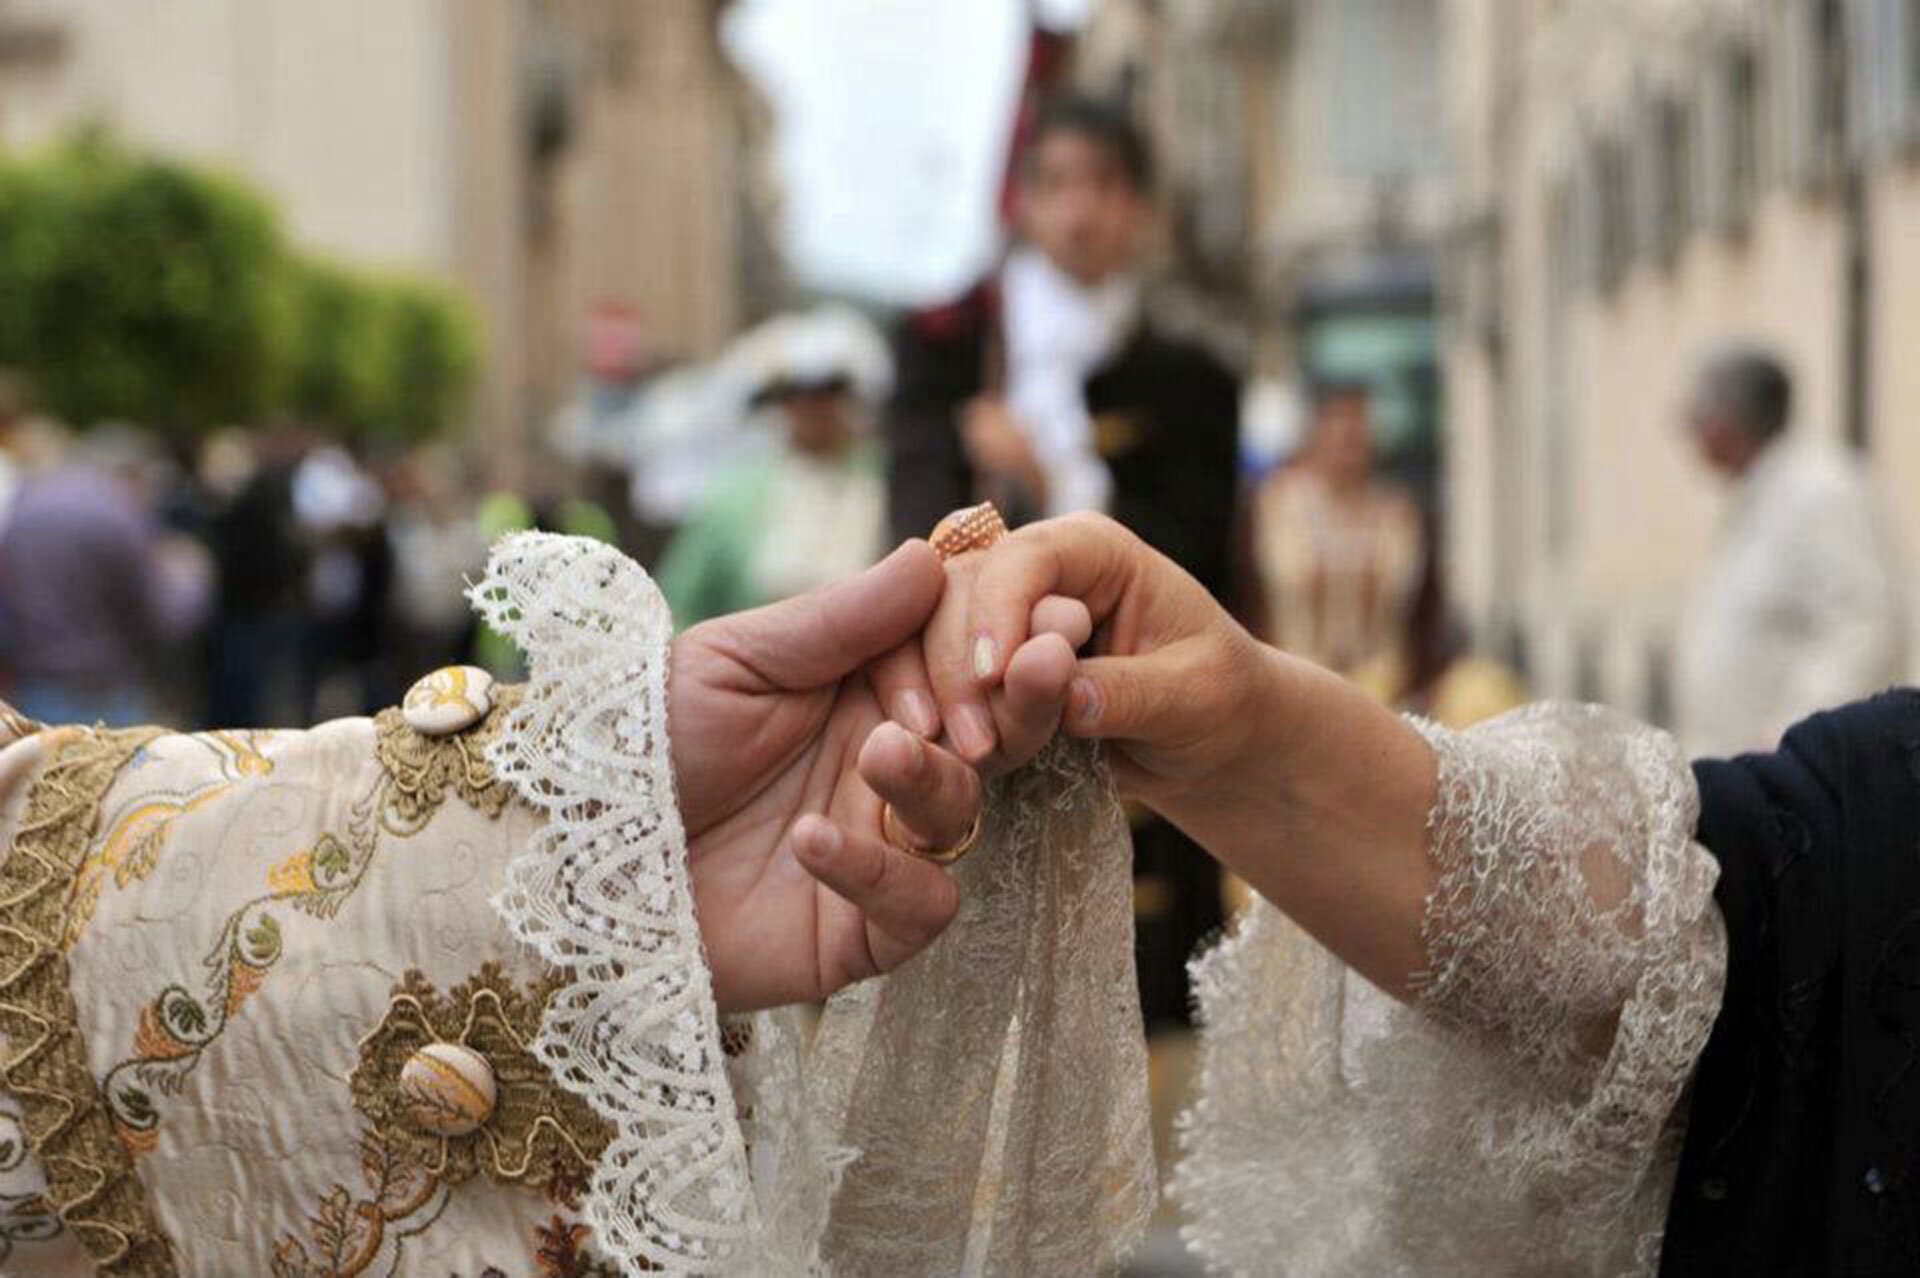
[0,725,176,1275]
[1409,706,1725,1260]
[372,684,525,833]
[808,737,1154,1275]
[470,533,760,1275]
[1174,704,1727,1277]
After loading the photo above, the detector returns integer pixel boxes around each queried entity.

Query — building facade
[1447,0,1920,713]
[0,0,756,482]
[1087,0,1920,718]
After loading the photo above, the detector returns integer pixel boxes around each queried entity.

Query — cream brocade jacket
[0,533,1730,1277]
[0,534,1156,1277]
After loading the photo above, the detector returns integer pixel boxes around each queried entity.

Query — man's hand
[673,540,1073,1012]
[962,396,1049,505]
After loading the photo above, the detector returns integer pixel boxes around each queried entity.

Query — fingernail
[895,689,938,738]
[894,723,927,773]
[799,816,841,862]
[953,704,996,759]
[972,633,999,680]
[1068,677,1101,730]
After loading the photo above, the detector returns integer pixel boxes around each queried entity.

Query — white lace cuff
[473,533,1154,1276]
[473,532,761,1273]
[1173,703,1729,1277]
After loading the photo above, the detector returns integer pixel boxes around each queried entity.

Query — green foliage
[0,132,480,443]
[0,134,293,433]
[286,259,480,444]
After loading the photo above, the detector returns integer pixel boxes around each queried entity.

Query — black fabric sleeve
[1662,688,1920,1277]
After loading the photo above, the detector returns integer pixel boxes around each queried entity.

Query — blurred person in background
[382,448,489,682]
[292,443,394,718]
[0,376,29,680]
[205,426,309,727]
[0,426,209,726]
[887,93,1240,592]
[885,93,1240,1032]
[1249,380,1426,679]
[658,308,889,628]
[1675,345,1906,758]
[0,374,27,537]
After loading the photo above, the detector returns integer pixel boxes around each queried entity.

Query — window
[1658,97,1692,258]
[1780,0,1848,190]
[1729,47,1761,214]
[1595,137,1631,291]
[1852,0,1920,154]
[1633,94,1691,266]
[1694,40,1763,234]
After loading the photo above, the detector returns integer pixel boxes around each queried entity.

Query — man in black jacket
[885,93,1241,1026]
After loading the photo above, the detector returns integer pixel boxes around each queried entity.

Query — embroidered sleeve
[1173,703,1729,1277]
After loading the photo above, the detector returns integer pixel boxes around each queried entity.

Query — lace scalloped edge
[469,532,781,1275]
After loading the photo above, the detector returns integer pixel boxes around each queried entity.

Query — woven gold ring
[929,502,1008,563]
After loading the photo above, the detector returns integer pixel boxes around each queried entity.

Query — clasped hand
[678,513,1270,1013]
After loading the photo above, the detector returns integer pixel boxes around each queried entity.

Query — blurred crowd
[0,94,1906,1055]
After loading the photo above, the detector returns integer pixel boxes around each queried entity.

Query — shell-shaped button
[402,666,494,736]
[398,1042,497,1136]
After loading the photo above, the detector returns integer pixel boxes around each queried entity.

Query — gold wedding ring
[929,502,1008,562]
[881,802,982,866]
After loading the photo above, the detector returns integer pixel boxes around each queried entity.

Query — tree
[0,132,481,445]
[0,134,293,435]
[286,260,479,445]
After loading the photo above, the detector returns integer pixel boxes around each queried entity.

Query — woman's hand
[922,513,1443,998]
[922,513,1277,802]
[670,540,1083,1013]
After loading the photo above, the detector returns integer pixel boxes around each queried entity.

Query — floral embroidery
[99,695,521,1159]
[0,1094,63,1264]
[269,1128,446,1278]
[62,729,276,950]
[349,965,610,1194]
[533,1214,622,1277]
[103,787,382,1157]
[0,725,176,1274]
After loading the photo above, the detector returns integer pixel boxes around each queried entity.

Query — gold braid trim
[0,699,42,744]
[0,725,176,1275]
[372,684,524,833]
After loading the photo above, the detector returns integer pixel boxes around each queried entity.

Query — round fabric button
[402,666,494,736]
[398,1042,497,1136]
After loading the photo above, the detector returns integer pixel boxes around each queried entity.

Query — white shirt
[1000,248,1139,518]
[1675,438,1907,758]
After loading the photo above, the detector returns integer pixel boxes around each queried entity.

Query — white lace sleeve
[471,532,1153,1277]
[1172,703,1729,1278]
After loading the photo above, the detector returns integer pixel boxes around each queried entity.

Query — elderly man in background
[1674,345,1906,758]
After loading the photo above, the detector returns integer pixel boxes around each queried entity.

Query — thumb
[1062,645,1205,749]
[698,540,945,690]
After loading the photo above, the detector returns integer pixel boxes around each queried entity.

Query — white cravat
[1000,248,1138,517]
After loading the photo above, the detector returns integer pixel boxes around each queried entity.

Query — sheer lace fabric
[474,533,1151,1276]
[1173,703,1729,1277]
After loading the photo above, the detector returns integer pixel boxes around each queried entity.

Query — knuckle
[853,840,891,894]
